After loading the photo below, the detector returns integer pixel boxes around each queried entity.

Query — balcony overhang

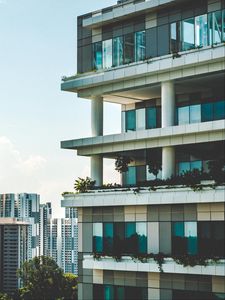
[61,185,225,208]
[61,45,225,103]
[61,120,225,157]
[83,255,225,276]
[82,0,189,30]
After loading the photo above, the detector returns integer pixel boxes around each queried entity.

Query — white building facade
[61,0,225,299]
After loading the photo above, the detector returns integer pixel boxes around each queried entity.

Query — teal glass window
[201,102,213,122]
[104,285,114,300]
[135,31,146,61]
[103,223,113,254]
[103,39,112,69]
[190,160,202,172]
[93,42,102,70]
[125,110,136,131]
[195,14,208,47]
[136,222,147,254]
[214,100,225,120]
[172,222,185,255]
[125,166,136,185]
[115,286,125,300]
[178,106,190,125]
[209,11,223,45]
[113,36,123,67]
[124,33,134,64]
[190,104,201,123]
[146,107,157,129]
[178,161,191,175]
[181,18,195,50]
[93,223,103,253]
[136,165,146,184]
[185,222,198,255]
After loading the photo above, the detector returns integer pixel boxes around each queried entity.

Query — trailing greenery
[0,294,13,300]
[92,252,221,273]
[74,177,95,193]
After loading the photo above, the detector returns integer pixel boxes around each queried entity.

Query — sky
[0,0,120,217]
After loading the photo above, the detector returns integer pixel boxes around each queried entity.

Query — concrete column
[161,81,175,179]
[162,146,175,180]
[161,80,175,128]
[91,96,103,186]
[91,155,103,186]
[91,96,103,136]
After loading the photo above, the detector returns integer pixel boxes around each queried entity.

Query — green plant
[115,156,133,173]
[74,177,95,193]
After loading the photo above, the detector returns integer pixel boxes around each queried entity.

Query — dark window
[103,223,113,254]
[146,107,157,129]
[201,103,213,122]
[93,42,102,70]
[124,33,134,64]
[214,100,225,120]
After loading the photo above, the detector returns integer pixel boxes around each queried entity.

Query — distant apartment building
[61,0,225,299]
[0,218,29,295]
[0,193,40,259]
[39,202,52,256]
[47,217,78,275]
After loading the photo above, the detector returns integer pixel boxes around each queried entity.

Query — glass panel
[181,18,195,50]
[170,22,180,53]
[201,102,213,122]
[136,223,147,254]
[125,222,137,254]
[113,36,123,67]
[212,222,225,257]
[198,222,212,256]
[190,104,201,123]
[178,106,190,125]
[136,108,146,130]
[190,160,202,172]
[103,223,113,254]
[135,31,146,61]
[172,222,185,255]
[210,11,223,45]
[178,162,191,175]
[93,284,104,300]
[104,285,114,300]
[214,100,225,120]
[124,33,134,64]
[223,9,225,42]
[115,286,125,300]
[146,107,157,129]
[185,222,198,255]
[93,42,102,70]
[103,39,112,69]
[125,166,136,185]
[114,223,125,256]
[195,14,208,47]
[125,110,136,131]
[93,223,103,253]
[136,165,146,184]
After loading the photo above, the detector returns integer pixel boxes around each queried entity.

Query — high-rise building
[0,218,29,295]
[61,0,225,299]
[47,218,78,275]
[0,193,40,259]
[39,202,52,256]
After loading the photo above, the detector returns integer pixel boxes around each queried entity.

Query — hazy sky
[0,0,120,217]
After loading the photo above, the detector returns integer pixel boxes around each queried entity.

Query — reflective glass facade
[93,222,147,255]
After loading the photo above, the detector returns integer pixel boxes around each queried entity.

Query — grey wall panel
[147,205,159,221]
[103,270,114,285]
[82,44,92,73]
[82,223,92,253]
[83,283,93,300]
[160,289,172,300]
[146,27,157,58]
[157,24,169,56]
[102,25,113,40]
[136,272,148,287]
[123,22,134,35]
[159,222,171,255]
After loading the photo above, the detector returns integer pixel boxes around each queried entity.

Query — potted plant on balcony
[74,177,95,193]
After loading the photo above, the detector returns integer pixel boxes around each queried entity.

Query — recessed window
[113,36,123,67]
[181,18,195,51]
[195,14,208,47]
[103,39,112,69]
[124,33,134,64]
[93,42,102,70]
[135,31,146,62]
[125,110,136,131]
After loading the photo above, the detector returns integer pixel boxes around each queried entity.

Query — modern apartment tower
[61,0,225,299]
[0,193,40,259]
[47,217,78,275]
[39,202,52,256]
[0,218,29,295]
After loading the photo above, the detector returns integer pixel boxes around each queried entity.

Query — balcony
[61,184,225,208]
[83,254,225,276]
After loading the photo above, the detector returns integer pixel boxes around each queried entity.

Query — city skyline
[0,0,119,217]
